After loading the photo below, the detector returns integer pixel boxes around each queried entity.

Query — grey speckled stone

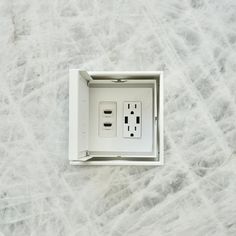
[0,0,236,235]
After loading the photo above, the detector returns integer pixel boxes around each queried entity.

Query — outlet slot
[125,116,128,123]
[136,116,140,124]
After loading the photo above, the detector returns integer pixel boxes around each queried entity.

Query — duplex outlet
[123,101,141,138]
[99,101,117,138]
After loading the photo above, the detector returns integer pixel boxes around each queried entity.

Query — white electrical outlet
[99,101,117,138]
[123,101,141,138]
[69,70,164,166]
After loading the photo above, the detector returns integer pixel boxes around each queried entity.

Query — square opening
[69,71,163,166]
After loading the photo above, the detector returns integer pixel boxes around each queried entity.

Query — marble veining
[0,0,236,235]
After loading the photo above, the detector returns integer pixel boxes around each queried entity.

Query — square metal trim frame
[69,70,164,166]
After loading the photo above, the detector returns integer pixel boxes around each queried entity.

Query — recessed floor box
[69,71,163,166]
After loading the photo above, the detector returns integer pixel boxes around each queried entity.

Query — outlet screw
[112,79,127,83]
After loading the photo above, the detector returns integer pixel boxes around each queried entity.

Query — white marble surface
[0,0,236,235]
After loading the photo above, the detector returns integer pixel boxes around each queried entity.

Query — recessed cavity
[130,133,134,137]
[125,116,128,123]
[136,116,140,124]
[131,111,134,115]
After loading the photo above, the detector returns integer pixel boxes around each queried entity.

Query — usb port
[104,123,112,127]
[104,110,112,115]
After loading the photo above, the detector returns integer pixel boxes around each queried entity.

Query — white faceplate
[89,88,153,153]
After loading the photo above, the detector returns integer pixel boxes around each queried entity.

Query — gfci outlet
[69,71,164,166]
